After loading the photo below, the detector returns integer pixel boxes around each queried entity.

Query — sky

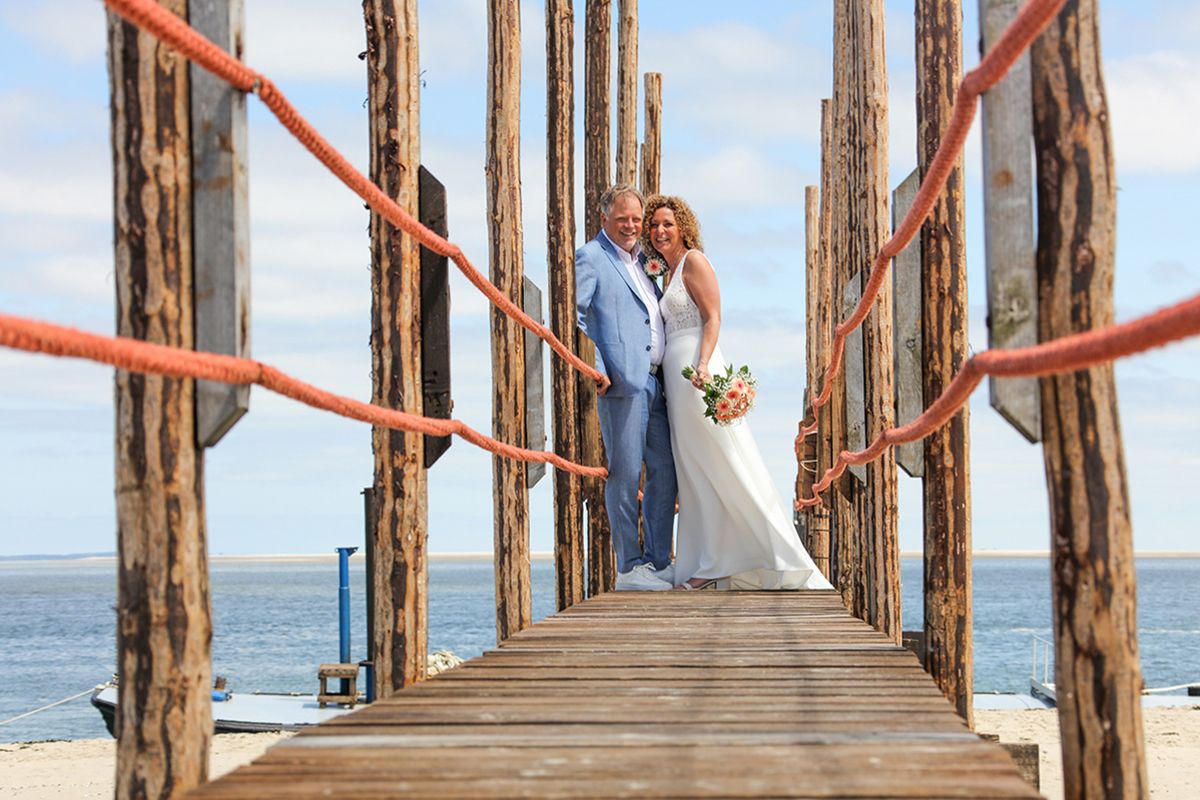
[1,0,1198,558]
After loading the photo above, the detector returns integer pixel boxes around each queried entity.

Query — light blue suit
[576,233,677,574]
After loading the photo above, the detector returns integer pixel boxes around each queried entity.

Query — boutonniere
[643,253,668,282]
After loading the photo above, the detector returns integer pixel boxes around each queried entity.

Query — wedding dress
[660,252,833,590]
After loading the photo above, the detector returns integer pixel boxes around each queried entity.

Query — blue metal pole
[336,547,357,695]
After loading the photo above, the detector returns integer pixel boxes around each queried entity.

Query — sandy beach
[2,707,1195,798]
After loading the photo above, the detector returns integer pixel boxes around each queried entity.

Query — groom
[576,184,677,591]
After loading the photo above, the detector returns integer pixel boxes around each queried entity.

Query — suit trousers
[596,371,676,574]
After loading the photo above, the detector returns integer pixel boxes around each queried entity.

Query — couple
[576,184,833,592]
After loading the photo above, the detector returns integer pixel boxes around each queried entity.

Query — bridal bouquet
[681,364,758,426]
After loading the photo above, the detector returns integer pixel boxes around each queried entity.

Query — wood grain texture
[108,4,212,795]
[916,0,973,724]
[418,166,452,468]
[640,72,662,195]
[812,98,835,580]
[583,0,615,595]
[545,0,586,611]
[190,593,1039,799]
[364,0,428,694]
[891,169,924,478]
[615,0,638,186]
[1031,1,1147,795]
[979,0,1041,444]
[488,0,533,642]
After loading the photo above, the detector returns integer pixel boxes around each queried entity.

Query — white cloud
[1,1,106,63]
[1108,50,1200,174]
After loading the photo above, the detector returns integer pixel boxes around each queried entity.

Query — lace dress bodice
[659,252,703,335]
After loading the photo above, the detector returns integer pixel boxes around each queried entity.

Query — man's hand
[596,374,612,396]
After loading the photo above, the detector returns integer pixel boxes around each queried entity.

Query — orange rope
[799,0,1067,439]
[101,0,603,386]
[795,293,1200,507]
[0,313,607,479]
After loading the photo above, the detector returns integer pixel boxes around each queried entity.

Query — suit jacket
[575,234,662,398]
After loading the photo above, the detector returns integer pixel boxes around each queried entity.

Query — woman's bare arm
[682,251,721,389]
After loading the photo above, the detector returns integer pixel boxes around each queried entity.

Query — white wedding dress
[660,252,833,590]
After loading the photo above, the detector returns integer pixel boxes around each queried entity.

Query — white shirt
[600,230,665,366]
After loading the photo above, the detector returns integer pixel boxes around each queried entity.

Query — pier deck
[189,591,1039,798]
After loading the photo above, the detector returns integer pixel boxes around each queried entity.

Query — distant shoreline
[4,550,1200,565]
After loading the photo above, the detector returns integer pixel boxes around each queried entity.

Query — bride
[643,194,833,591]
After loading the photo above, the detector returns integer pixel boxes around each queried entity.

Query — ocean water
[1,557,1197,743]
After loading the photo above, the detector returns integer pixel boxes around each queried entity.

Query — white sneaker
[614,563,672,591]
[648,562,675,585]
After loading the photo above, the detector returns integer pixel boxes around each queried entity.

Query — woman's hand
[690,362,712,390]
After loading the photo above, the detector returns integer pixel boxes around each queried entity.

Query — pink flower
[725,389,740,401]
[733,378,747,392]
[716,399,732,415]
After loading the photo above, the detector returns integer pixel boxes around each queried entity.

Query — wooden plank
[192,593,1038,799]
[418,166,452,468]
[1031,2,1148,794]
[891,168,923,478]
[615,0,638,186]
[191,0,250,448]
[107,5,212,793]
[640,72,662,195]
[979,0,1040,443]
[488,0,533,642]
[364,0,428,696]
[842,274,866,483]
[522,277,546,488]
[545,0,586,610]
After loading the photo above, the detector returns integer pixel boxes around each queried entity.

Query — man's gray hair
[599,184,644,216]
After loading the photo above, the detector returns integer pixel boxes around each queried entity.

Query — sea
[1,556,1197,743]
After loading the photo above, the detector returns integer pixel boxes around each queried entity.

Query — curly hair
[641,194,704,254]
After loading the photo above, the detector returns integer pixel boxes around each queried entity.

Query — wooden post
[363,0,428,694]
[488,0,533,641]
[1031,1,1148,794]
[107,5,212,795]
[419,166,453,468]
[583,0,615,595]
[640,72,662,195]
[801,185,821,508]
[191,0,249,448]
[523,277,547,489]
[809,98,835,579]
[615,0,638,186]
[916,0,972,723]
[892,169,924,478]
[546,0,586,610]
[980,0,1040,443]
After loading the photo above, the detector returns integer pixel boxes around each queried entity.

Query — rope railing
[101,0,603,386]
[798,0,1066,441]
[795,293,1200,507]
[0,313,607,479]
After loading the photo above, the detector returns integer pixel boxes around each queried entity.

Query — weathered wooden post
[1031,0,1148,793]
[615,0,638,186]
[809,98,836,579]
[916,0,973,724]
[640,72,662,195]
[891,170,924,479]
[363,0,428,692]
[488,0,533,640]
[546,0,586,610]
[192,0,250,448]
[980,0,1040,443]
[802,185,821,510]
[849,0,899,643]
[582,0,615,595]
[107,3,212,794]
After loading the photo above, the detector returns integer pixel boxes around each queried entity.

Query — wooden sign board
[891,169,924,478]
[419,166,452,468]
[842,273,867,484]
[192,0,250,448]
[980,0,1040,443]
[523,277,547,488]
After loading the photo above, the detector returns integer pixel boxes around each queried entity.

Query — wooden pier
[188,592,1037,798]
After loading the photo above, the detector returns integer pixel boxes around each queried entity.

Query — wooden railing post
[582,0,615,595]
[488,0,533,640]
[812,98,835,580]
[916,0,973,724]
[615,0,638,186]
[546,0,585,611]
[363,0,428,693]
[1031,0,1148,794]
[107,3,212,794]
[640,72,662,195]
